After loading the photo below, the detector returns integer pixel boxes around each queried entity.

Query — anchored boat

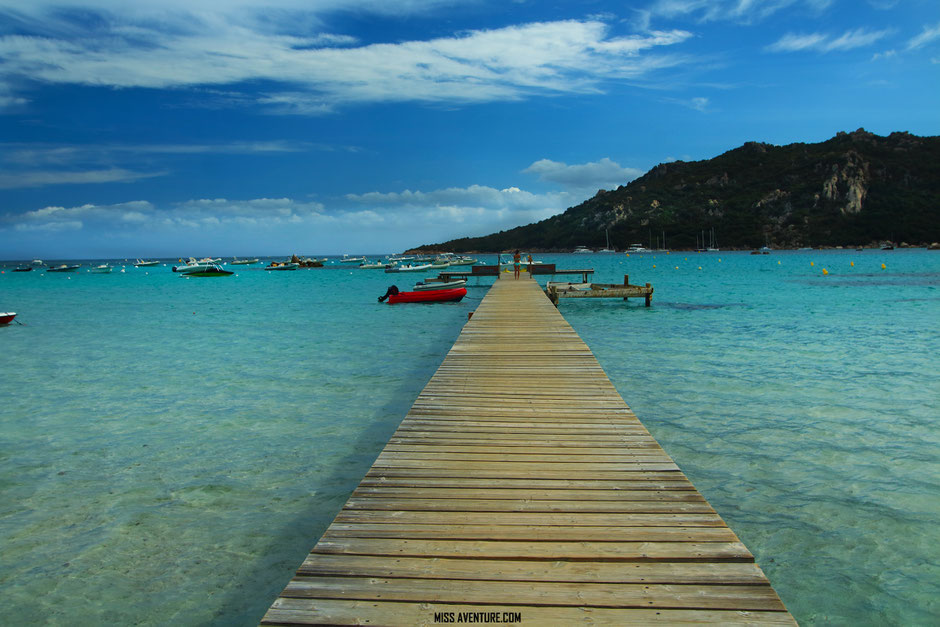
[180,263,233,277]
[384,287,467,304]
[1,312,16,325]
[413,279,467,291]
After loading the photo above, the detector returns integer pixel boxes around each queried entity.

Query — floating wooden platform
[547,274,654,306]
[263,276,793,625]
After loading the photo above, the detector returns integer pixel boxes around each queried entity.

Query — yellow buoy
[881,263,886,269]
[698,266,702,270]
[652,265,656,268]
[675,266,679,270]
[810,261,815,266]
[822,268,829,275]
[778,260,781,265]
[718,258,722,262]
[850,261,855,267]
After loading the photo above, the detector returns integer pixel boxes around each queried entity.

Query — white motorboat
[413,279,467,291]
[447,256,478,266]
[360,260,392,269]
[626,244,652,254]
[339,255,366,263]
[385,263,432,273]
[89,264,113,273]
[264,262,299,271]
[573,246,593,254]
[230,257,260,265]
[173,258,214,273]
[134,259,160,267]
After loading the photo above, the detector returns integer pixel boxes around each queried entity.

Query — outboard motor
[378,285,400,302]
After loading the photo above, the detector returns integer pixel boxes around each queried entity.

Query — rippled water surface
[1,250,937,624]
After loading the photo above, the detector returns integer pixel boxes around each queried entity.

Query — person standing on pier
[513,250,521,279]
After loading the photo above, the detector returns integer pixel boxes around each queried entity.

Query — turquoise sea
[1,250,937,625]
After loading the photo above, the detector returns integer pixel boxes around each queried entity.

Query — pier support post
[645,283,652,307]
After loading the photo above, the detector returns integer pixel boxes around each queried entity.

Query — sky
[0,0,937,259]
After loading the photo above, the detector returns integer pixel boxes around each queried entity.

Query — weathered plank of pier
[262,275,793,626]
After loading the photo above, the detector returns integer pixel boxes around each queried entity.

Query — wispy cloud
[523,158,643,192]
[907,22,940,50]
[646,0,834,24]
[0,168,165,189]
[2,140,326,166]
[0,5,693,114]
[766,28,891,53]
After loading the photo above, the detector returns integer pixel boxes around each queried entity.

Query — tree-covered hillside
[413,129,940,252]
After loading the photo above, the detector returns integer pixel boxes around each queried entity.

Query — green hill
[413,129,940,251]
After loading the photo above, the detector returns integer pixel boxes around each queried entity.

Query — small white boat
[230,257,260,265]
[413,279,467,291]
[447,257,479,266]
[573,246,593,254]
[339,255,366,264]
[626,244,652,254]
[385,263,432,273]
[359,261,391,269]
[134,259,160,267]
[89,264,113,274]
[173,259,215,273]
[264,262,299,271]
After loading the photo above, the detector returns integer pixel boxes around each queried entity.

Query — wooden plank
[295,554,770,583]
[321,524,737,541]
[264,599,796,626]
[311,538,754,561]
[350,487,705,500]
[332,510,729,527]
[280,576,787,611]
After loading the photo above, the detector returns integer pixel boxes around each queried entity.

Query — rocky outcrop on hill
[416,129,939,251]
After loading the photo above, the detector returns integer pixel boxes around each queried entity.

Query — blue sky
[0,0,937,258]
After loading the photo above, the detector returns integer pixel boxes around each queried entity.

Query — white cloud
[523,157,643,191]
[0,168,165,189]
[907,22,940,50]
[765,32,828,52]
[647,0,833,24]
[1,197,329,233]
[766,28,891,53]
[1,184,575,254]
[0,8,692,113]
[344,183,575,239]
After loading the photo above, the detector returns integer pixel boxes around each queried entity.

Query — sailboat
[707,227,719,252]
[598,229,616,253]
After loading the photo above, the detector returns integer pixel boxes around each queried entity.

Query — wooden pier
[263,276,793,625]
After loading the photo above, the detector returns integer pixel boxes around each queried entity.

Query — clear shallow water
[1,251,937,624]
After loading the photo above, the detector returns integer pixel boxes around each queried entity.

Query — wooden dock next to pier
[263,276,794,625]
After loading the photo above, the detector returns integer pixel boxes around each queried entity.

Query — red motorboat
[1,312,16,325]
[386,287,466,304]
